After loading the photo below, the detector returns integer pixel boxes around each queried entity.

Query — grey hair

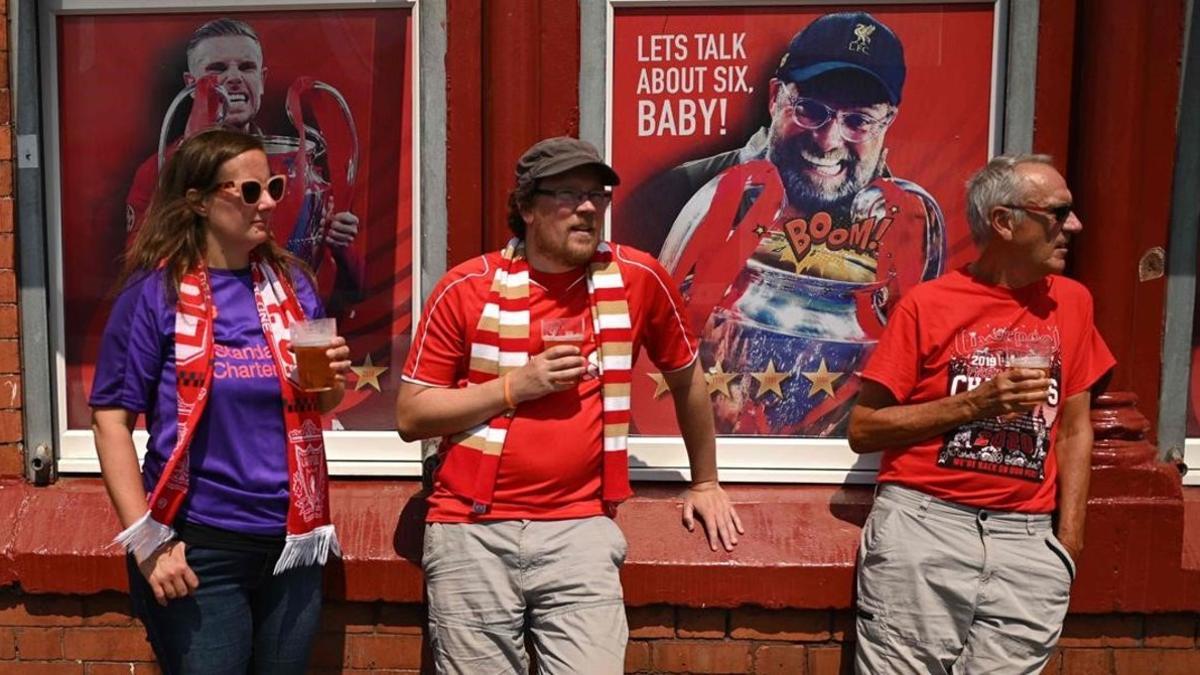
[965,153,1055,246]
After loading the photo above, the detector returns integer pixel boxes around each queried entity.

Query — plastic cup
[1004,345,1054,412]
[1005,348,1053,378]
[291,318,337,392]
[540,316,586,351]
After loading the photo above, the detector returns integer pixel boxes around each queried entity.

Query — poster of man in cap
[611,5,998,439]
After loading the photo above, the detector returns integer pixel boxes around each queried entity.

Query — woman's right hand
[508,345,587,404]
[137,540,199,606]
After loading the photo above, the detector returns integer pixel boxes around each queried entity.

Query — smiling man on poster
[124,17,364,316]
[629,11,946,438]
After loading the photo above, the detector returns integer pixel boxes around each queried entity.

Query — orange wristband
[502,373,517,409]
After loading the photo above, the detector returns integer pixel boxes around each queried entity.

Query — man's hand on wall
[682,480,744,553]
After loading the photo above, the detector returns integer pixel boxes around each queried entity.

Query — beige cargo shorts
[855,483,1075,674]
[423,516,629,675]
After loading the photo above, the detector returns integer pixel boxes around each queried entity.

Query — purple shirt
[90,267,323,536]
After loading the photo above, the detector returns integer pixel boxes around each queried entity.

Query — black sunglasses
[1004,203,1073,222]
[216,175,288,205]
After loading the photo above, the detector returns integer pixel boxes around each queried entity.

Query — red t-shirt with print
[402,245,698,522]
[861,268,1115,513]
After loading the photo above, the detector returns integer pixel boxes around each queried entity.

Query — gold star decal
[351,354,389,392]
[704,363,737,398]
[753,224,767,238]
[647,372,671,399]
[801,359,842,398]
[750,360,790,400]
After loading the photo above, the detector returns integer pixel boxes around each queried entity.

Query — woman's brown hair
[119,128,306,291]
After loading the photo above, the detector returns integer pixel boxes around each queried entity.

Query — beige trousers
[423,516,629,675]
[855,484,1075,675]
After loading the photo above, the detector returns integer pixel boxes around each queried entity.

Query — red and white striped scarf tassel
[466,242,529,512]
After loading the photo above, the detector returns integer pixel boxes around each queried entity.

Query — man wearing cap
[625,11,946,437]
[396,136,742,674]
[848,154,1114,673]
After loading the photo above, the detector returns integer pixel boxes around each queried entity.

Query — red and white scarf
[437,238,635,513]
[115,258,339,574]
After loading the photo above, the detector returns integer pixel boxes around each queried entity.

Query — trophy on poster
[650,160,945,437]
[158,74,360,274]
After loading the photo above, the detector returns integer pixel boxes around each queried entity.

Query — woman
[90,128,350,674]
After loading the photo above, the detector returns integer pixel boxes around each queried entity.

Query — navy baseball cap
[515,137,621,186]
[775,12,906,105]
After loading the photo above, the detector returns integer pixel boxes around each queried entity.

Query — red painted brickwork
[0,0,18,481]
[1,591,1197,674]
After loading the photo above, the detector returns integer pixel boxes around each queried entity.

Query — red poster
[57,9,413,431]
[610,4,996,438]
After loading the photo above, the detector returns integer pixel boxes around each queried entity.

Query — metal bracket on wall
[27,443,54,485]
[16,134,38,169]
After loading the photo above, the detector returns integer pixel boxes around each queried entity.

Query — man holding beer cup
[396,137,742,673]
[847,155,1115,673]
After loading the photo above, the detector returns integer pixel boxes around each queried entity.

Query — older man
[626,11,945,436]
[848,154,1115,674]
[396,137,742,674]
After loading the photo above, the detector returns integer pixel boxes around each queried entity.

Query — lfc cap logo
[850,23,876,54]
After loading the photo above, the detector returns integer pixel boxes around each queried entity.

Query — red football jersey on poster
[403,245,698,522]
[862,268,1115,513]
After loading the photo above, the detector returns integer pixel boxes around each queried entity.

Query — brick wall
[0,0,20,481]
[1,591,1197,674]
[624,607,1200,674]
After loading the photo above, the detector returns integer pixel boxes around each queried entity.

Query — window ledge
[0,476,1196,612]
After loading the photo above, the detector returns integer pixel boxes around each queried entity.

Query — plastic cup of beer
[540,316,586,352]
[291,318,337,392]
[1005,345,1053,407]
[1005,348,1053,377]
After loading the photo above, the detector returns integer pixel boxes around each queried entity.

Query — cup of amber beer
[291,318,337,392]
[541,316,590,381]
[1005,344,1054,409]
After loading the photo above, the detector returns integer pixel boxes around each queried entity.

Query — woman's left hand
[326,336,352,387]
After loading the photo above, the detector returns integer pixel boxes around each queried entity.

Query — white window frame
[1183,443,1200,486]
[38,0,424,476]
[580,0,1022,483]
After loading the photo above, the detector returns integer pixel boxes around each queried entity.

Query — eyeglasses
[1003,203,1073,223]
[788,96,895,143]
[534,188,613,209]
[215,175,287,205]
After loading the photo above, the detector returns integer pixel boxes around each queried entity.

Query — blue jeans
[126,545,324,675]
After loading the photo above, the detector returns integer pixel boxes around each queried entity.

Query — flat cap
[515,136,620,186]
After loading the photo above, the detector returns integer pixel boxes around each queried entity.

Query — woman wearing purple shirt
[91,129,351,674]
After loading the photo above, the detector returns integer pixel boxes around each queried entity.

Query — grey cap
[515,136,621,186]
